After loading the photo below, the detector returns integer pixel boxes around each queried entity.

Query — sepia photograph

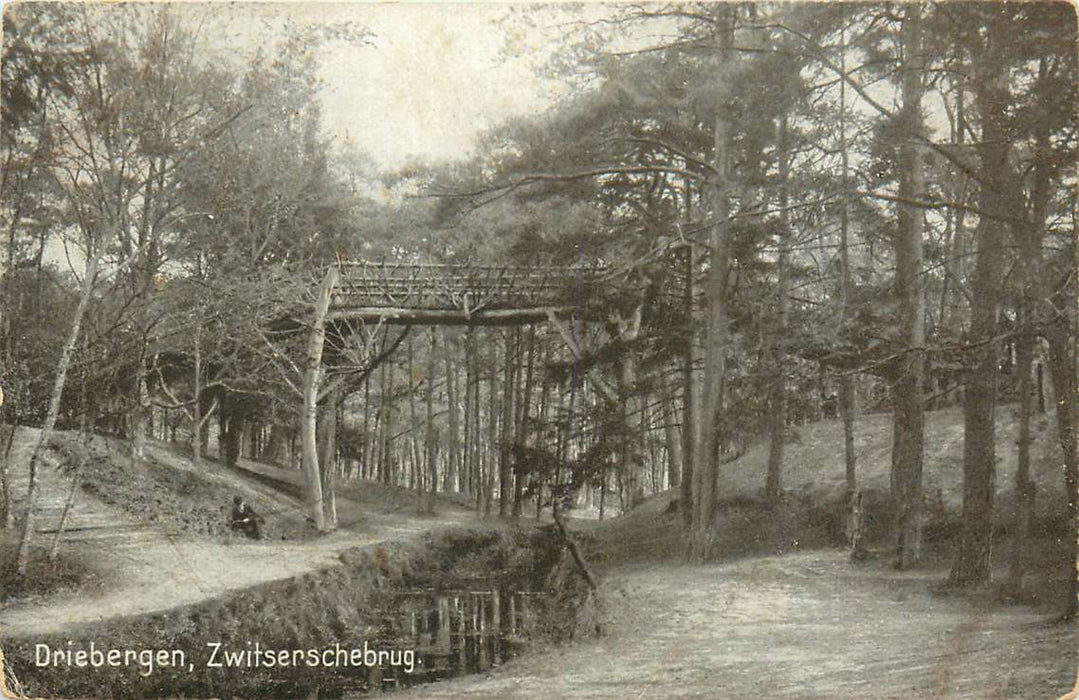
[0,1,1077,698]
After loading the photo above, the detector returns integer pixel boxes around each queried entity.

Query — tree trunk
[1006,325,1036,597]
[444,330,461,493]
[191,324,204,468]
[1,424,16,529]
[891,5,927,570]
[689,107,733,560]
[764,113,792,506]
[498,332,516,517]
[1046,321,1078,617]
[16,253,98,575]
[681,238,698,526]
[425,327,439,513]
[513,326,536,517]
[1005,54,1055,602]
[949,54,1010,586]
[837,28,858,496]
[485,337,498,517]
[300,265,338,533]
[618,305,646,509]
[661,372,682,489]
[378,359,395,485]
[463,328,475,497]
[318,389,339,530]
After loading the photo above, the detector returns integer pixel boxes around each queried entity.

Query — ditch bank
[3,526,599,699]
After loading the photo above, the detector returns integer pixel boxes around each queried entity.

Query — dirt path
[392,550,1077,700]
[0,431,474,639]
[0,515,465,639]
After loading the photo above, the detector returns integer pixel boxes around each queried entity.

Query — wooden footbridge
[324,261,610,326]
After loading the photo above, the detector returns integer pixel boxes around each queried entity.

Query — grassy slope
[720,405,1066,515]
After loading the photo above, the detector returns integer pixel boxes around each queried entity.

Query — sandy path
[392,550,1077,700]
[0,513,465,639]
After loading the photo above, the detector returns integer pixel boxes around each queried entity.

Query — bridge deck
[327,262,605,325]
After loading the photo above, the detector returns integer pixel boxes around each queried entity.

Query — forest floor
[2,408,1076,699]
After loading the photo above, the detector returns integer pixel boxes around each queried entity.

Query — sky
[315,4,569,170]
[202,2,584,172]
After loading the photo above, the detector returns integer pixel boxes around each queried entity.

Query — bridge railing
[333,261,606,310]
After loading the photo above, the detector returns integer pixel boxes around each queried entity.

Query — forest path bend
[391,550,1077,700]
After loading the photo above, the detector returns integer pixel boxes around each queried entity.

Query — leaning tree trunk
[16,253,99,575]
[890,5,927,571]
[300,265,339,533]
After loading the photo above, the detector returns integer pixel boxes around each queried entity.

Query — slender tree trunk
[485,338,498,517]
[408,335,422,503]
[379,359,395,486]
[425,327,439,513]
[837,28,858,496]
[498,332,516,517]
[300,265,338,533]
[764,114,792,506]
[362,375,373,480]
[444,330,461,494]
[681,238,698,526]
[618,305,646,509]
[463,328,475,498]
[514,326,536,517]
[662,372,682,489]
[891,5,927,570]
[16,253,99,575]
[191,323,204,468]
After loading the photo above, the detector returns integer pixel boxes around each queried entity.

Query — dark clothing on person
[231,501,261,540]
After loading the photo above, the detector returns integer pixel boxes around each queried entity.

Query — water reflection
[340,588,546,696]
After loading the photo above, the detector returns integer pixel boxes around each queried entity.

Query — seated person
[230,495,261,540]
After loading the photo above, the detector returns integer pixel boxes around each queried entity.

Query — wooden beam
[326,306,584,326]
